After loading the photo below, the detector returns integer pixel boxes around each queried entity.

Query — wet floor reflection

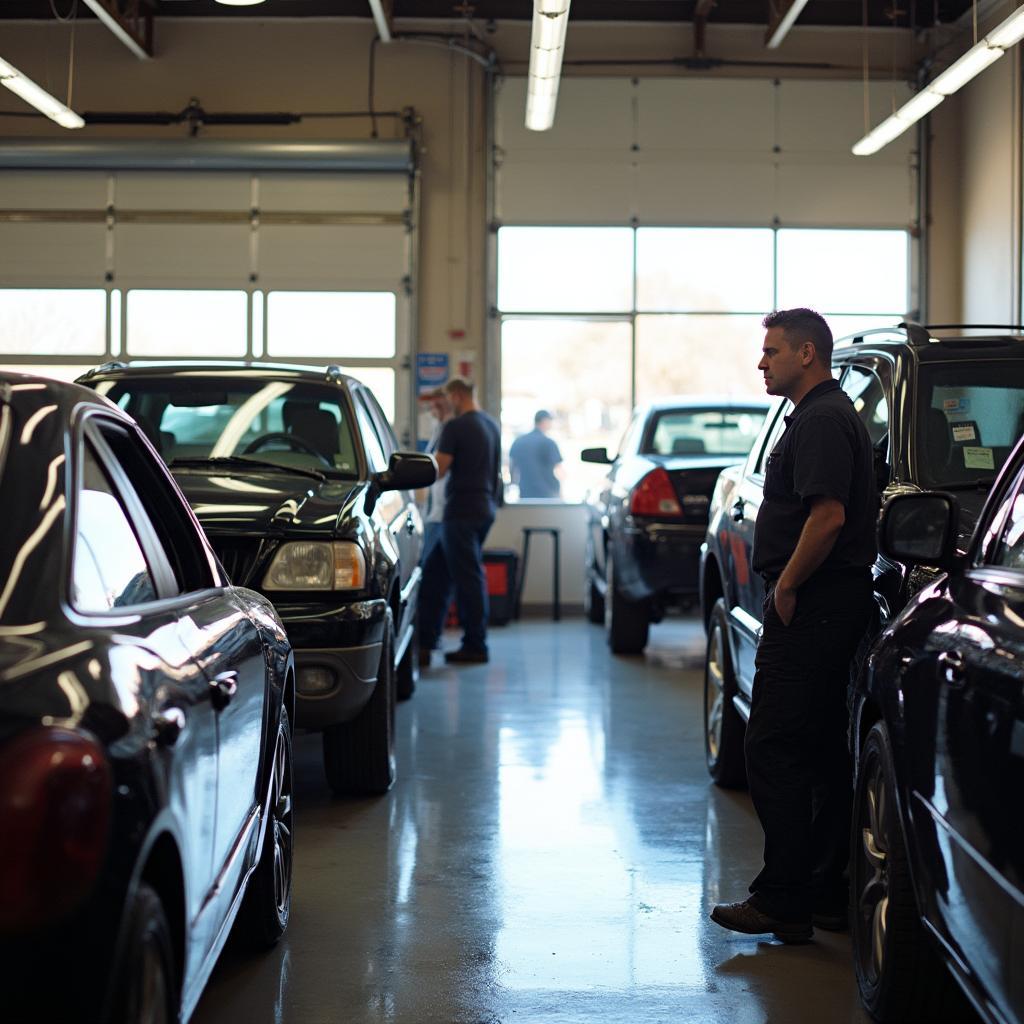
[192,618,871,1024]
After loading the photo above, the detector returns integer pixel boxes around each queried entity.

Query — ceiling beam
[81,0,153,60]
[368,0,394,42]
[764,0,811,48]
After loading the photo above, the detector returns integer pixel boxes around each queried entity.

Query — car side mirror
[581,446,613,465]
[879,491,961,571]
[365,451,437,514]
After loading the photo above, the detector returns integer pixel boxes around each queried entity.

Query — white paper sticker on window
[952,423,977,443]
[963,446,994,470]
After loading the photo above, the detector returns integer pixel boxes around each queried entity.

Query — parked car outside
[0,373,294,1023]
[850,435,1024,1024]
[582,398,770,653]
[700,323,1024,787]
[78,362,435,797]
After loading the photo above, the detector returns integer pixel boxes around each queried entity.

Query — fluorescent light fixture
[534,10,569,50]
[525,94,558,132]
[854,2,1024,155]
[0,56,84,129]
[537,0,570,11]
[367,0,392,43]
[929,40,1002,95]
[81,0,151,59]
[766,0,812,49]
[525,1,571,132]
[214,0,266,5]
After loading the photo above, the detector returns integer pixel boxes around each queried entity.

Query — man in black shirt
[417,377,502,665]
[711,308,876,944]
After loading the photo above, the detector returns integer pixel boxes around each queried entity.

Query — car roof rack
[78,360,128,380]
[324,364,345,383]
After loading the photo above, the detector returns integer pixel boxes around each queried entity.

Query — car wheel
[704,598,747,789]
[852,722,967,1023]
[109,882,176,1024]
[583,541,605,624]
[322,608,396,796]
[605,552,649,654]
[396,619,418,702]
[237,704,293,949]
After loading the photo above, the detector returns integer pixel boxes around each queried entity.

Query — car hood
[172,467,364,537]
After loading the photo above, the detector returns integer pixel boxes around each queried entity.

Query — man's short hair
[763,308,833,366]
[534,409,553,425]
[444,377,474,399]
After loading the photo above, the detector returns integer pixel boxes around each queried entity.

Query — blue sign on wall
[416,353,449,393]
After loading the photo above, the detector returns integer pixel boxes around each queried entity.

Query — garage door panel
[499,155,633,224]
[114,224,251,286]
[0,224,107,285]
[777,163,913,226]
[636,159,776,225]
[0,171,109,209]
[115,173,250,212]
[258,174,408,213]
[257,224,405,288]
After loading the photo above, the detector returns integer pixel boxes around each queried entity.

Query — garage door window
[266,291,396,359]
[126,290,247,357]
[0,289,106,356]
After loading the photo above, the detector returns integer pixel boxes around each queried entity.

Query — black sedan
[79,362,435,797]
[0,373,294,1023]
[582,399,769,653]
[851,439,1024,1024]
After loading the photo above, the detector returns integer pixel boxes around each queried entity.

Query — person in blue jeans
[417,377,502,666]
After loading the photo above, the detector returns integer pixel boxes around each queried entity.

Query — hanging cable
[368,35,380,139]
[48,0,77,22]
[66,1,78,110]
[863,0,870,135]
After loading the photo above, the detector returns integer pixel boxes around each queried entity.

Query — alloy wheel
[857,757,890,984]
[705,621,726,764]
[136,934,169,1024]
[271,724,294,918]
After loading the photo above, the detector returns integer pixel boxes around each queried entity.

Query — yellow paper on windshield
[963,446,994,470]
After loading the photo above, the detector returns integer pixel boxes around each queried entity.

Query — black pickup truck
[699,323,1024,787]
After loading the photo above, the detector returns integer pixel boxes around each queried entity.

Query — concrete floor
[193,617,872,1024]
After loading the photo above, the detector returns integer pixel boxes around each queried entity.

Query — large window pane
[0,289,105,356]
[267,291,396,359]
[126,290,247,357]
[825,314,902,345]
[635,315,766,405]
[498,228,633,313]
[636,228,774,312]
[0,364,95,383]
[502,319,632,502]
[777,229,908,314]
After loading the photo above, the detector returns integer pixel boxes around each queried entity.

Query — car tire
[396,620,418,702]
[605,552,649,654]
[109,882,176,1024]
[322,608,397,797]
[852,721,969,1023]
[704,598,747,789]
[237,704,293,949]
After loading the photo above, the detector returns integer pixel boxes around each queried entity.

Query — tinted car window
[917,362,1024,488]
[73,441,158,611]
[645,407,767,457]
[359,387,397,459]
[755,404,789,476]
[840,366,889,445]
[103,377,359,476]
[355,396,388,473]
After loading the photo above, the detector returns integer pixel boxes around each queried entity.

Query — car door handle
[938,650,967,687]
[731,498,746,522]
[210,670,238,711]
[153,705,186,746]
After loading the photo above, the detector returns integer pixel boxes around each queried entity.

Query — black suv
[851,439,1024,1024]
[79,362,435,796]
[700,323,1024,786]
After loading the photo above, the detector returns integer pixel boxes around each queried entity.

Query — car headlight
[262,541,366,591]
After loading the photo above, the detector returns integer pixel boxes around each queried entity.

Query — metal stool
[514,526,561,621]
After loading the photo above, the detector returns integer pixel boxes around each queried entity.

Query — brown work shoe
[444,647,489,664]
[710,900,813,944]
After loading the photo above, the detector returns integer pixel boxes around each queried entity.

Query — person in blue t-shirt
[509,410,563,499]
[417,377,502,666]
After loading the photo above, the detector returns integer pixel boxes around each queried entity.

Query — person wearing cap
[509,409,563,500]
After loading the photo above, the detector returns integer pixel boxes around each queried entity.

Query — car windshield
[643,407,768,457]
[97,376,361,477]
[916,361,1024,488]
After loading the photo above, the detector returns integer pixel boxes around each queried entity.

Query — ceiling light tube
[525,0,571,132]
[534,11,569,50]
[986,5,1024,48]
[929,40,1002,95]
[852,113,915,156]
[367,0,392,43]
[80,0,151,58]
[895,88,944,122]
[530,47,564,80]
[0,56,84,129]
[766,0,812,49]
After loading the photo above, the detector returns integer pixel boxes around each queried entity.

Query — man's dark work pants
[418,516,493,653]
[744,571,873,921]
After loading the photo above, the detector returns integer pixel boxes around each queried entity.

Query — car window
[359,388,397,459]
[916,361,1024,489]
[990,473,1024,571]
[355,396,388,473]
[616,411,643,458]
[95,419,219,594]
[840,365,889,446]
[103,377,359,476]
[72,441,158,612]
[754,403,789,477]
[643,407,767,457]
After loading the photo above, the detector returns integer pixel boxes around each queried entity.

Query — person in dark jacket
[711,308,876,944]
[509,410,563,499]
[417,377,502,666]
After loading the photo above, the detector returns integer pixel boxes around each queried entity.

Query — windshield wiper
[170,456,326,483]
[946,477,996,491]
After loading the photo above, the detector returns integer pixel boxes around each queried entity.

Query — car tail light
[630,467,683,518]
[0,727,112,932]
